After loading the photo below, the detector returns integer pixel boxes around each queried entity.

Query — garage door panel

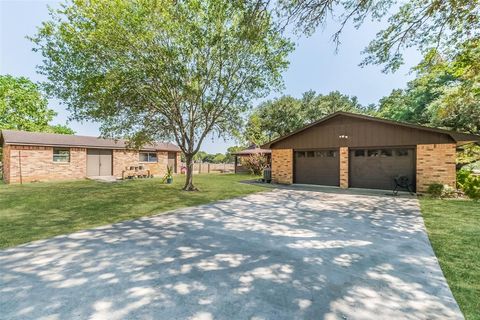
[295,150,339,186]
[99,150,113,176]
[350,148,415,191]
[87,149,100,176]
[87,149,112,176]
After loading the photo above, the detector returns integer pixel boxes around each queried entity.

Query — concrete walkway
[0,189,462,320]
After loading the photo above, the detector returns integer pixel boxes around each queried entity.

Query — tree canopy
[275,0,480,72]
[378,39,480,135]
[32,0,293,190]
[0,75,73,134]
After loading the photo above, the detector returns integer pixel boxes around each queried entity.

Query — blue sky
[1,0,421,153]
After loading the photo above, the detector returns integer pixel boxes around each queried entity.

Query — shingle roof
[231,145,271,155]
[0,130,181,152]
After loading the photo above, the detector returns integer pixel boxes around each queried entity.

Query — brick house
[261,112,480,193]
[1,130,181,184]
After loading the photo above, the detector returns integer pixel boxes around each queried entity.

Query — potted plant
[163,165,174,184]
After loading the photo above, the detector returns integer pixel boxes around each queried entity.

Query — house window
[296,152,305,158]
[139,152,157,163]
[53,148,70,162]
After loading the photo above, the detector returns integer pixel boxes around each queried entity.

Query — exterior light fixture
[339,134,349,139]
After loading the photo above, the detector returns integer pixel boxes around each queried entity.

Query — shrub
[241,154,269,175]
[463,175,480,201]
[456,170,480,200]
[441,185,457,198]
[427,183,444,198]
[457,170,471,189]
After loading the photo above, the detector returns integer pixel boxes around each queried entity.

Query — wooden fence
[180,163,234,174]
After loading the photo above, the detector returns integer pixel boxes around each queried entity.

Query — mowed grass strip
[0,174,265,248]
[420,198,480,320]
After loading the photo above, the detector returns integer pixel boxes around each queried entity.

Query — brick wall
[176,153,181,173]
[7,145,86,184]
[2,145,10,183]
[3,145,179,184]
[112,150,137,177]
[113,150,171,178]
[416,143,456,193]
[339,147,349,188]
[150,151,169,176]
[271,149,293,184]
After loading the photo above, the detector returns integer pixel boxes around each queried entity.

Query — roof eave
[2,141,179,152]
[231,151,272,155]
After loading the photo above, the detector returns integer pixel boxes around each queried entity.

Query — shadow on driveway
[0,188,462,319]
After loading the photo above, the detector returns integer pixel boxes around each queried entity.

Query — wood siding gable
[271,115,454,149]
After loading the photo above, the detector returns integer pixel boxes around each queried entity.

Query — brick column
[416,143,456,193]
[271,149,293,184]
[339,147,349,189]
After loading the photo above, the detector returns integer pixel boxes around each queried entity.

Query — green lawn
[0,174,265,248]
[420,198,480,320]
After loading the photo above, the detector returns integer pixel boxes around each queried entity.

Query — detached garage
[263,112,480,193]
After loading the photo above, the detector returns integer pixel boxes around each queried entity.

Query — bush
[456,170,480,200]
[241,154,269,175]
[441,185,457,198]
[463,175,480,201]
[427,183,444,198]
[457,170,471,189]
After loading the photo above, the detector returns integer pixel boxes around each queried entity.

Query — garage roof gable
[262,112,480,148]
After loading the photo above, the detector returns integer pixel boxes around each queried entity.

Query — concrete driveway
[0,188,462,320]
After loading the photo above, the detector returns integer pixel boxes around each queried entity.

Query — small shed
[231,145,271,174]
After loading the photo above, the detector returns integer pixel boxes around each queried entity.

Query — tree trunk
[183,154,198,191]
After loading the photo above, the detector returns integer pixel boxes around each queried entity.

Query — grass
[420,198,480,320]
[0,174,266,249]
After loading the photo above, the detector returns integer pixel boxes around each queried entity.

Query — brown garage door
[350,148,415,191]
[294,150,339,186]
[87,149,112,176]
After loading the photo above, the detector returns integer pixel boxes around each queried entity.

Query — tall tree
[275,0,480,72]
[378,39,480,135]
[423,40,480,134]
[0,75,74,134]
[32,0,292,190]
